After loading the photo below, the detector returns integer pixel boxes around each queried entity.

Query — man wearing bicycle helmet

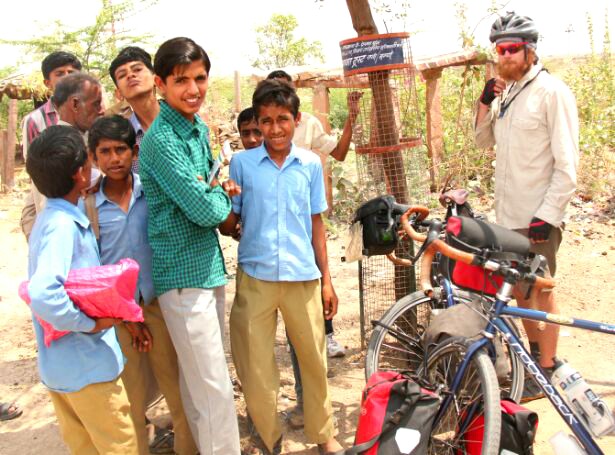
[474,12,579,402]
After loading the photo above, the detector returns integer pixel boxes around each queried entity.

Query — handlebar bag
[354,196,399,256]
[440,216,530,296]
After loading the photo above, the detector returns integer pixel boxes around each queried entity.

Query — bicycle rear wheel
[423,338,501,455]
[365,288,524,402]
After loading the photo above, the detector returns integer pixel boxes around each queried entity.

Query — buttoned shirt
[230,144,328,282]
[28,198,124,393]
[139,101,231,296]
[84,173,155,305]
[294,111,337,158]
[129,112,144,173]
[474,63,579,229]
[22,99,59,159]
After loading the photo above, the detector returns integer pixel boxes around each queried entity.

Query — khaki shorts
[514,226,563,277]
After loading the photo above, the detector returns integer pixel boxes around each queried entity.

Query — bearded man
[474,12,579,402]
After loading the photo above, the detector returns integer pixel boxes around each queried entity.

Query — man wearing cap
[474,12,579,401]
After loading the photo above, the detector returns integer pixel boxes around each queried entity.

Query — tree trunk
[345,0,408,205]
[346,0,413,302]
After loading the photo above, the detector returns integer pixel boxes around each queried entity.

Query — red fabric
[18,258,143,347]
[355,371,400,454]
[447,216,462,236]
[451,261,503,296]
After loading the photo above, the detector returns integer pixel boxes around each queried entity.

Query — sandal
[0,402,23,421]
[149,427,175,454]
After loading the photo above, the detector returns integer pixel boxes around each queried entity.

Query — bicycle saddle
[439,188,469,207]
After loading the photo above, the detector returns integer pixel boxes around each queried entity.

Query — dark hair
[252,79,300,119]
[266,70,292,82]
[41,51,82,80]
[26,125,88,198]
[88,115,136,153]
[237,107,256,131]
[52,73,100,108]
[109,46,154,85]
[154,37,211,81]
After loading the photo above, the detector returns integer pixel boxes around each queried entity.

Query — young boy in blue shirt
[222,79,342,454]
[84,116,197,455]
[25,125,138,454]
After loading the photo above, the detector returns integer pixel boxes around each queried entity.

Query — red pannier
[439,216,530,296]
[459,398,539,455]
[349,371,440,454]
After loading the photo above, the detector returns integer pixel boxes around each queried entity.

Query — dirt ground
[0,182,614,454]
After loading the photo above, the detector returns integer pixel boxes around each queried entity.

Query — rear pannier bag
[459,398,539,455]
[439,216,530,296]
[346,371,440,454]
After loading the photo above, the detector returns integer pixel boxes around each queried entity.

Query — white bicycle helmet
[490,12,539,44]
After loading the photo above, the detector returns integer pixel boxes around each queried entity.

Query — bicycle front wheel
[423,338,501,455]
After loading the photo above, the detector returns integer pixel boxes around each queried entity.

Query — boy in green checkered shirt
[138,37,241,455]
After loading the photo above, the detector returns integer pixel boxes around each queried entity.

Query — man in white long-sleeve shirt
[474,12,579,402]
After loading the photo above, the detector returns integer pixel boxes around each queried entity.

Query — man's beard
[497,57,532,81]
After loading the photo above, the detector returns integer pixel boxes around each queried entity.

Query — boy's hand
[322,283,339,320]
[90,317,122,333]
[80,175,102,198]
[221,179,241,197]
[124,321,153,352]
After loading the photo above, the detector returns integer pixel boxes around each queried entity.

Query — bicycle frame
[433,283,615,454]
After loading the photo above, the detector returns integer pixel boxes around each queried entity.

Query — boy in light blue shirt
[222,79,342,454]
[26,125,137,454]
[83,115,196,455]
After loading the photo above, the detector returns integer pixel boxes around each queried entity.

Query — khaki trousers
[49,376,138,455]
[117,299,198,455]
[230,269,335,451]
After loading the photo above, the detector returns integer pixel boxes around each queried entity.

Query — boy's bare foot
[317,437,343,454]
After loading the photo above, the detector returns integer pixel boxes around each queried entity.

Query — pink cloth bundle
[19,258,143,346]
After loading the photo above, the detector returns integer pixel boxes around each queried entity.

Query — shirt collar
[43,99,57,115]
[46,198,91,229]
[95,172,143,208]
[518,62,543,85]
[159,100,206,140]
[255,143,302,167]
[129,112,144,136]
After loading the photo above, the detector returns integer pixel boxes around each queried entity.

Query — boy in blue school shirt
[25,125,138,454]
[221,79,342,455]
[83,116,197,455]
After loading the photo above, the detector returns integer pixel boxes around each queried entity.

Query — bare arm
[329,91,362,162]
[311,213,338,319]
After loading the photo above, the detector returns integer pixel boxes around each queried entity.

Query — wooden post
[346,0,413,304]
[2,99,18,191]
[0,131,8,192]
[422,68,443,192]
[233,70,241,113]
[312,84,333,213]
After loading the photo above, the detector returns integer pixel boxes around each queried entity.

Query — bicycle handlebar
[399,206,555,295]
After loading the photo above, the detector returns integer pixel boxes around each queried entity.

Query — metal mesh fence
[341,33,431,346]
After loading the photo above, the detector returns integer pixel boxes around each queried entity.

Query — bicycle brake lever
[412,219,443,260]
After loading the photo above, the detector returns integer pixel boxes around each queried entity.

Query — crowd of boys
[15,10,578,455]
[20,36,350,455]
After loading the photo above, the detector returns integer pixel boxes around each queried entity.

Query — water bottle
[548,431,586,454]
[551,358,615,438]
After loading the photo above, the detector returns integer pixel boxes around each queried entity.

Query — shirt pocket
[509,115,546,158]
